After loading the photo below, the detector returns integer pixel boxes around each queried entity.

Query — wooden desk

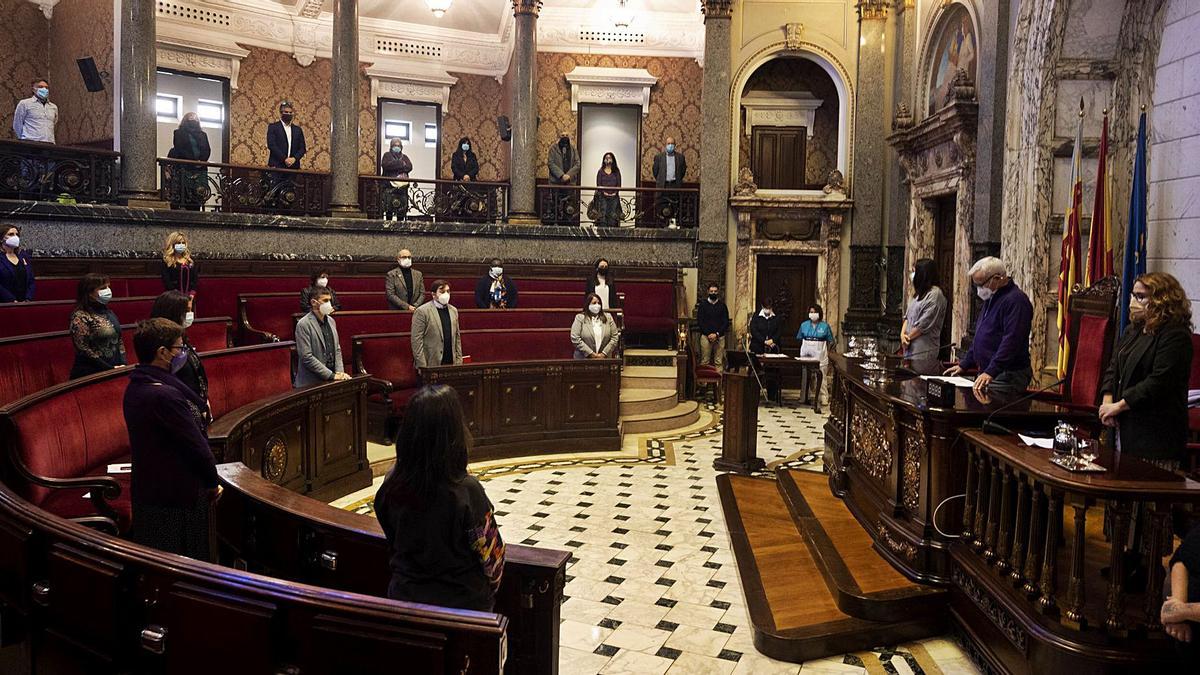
[824,354,1092,583]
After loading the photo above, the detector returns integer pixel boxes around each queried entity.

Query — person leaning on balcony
[166,112,211,210]
[380,138,413,222]
[12,78,57,143]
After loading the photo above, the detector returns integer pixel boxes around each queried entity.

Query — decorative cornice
[155,38,251,90]
[365,67,458,110]
[741,91,825,139]
[700,0,734,20]
[564,67,658,116]
[536,7,704,62]
[857,0,889,21]
[512,0,543,17]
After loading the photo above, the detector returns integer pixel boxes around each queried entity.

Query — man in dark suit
[547,131,580,225]
[266,102,307,170]
[651,136,687,228]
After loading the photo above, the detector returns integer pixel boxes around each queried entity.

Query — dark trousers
[553,183,579,225]
[596,194,622,227]
[656,182,683,226]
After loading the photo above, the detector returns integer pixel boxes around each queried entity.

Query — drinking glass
[1076,438,1098,467]
[847,335,859,357]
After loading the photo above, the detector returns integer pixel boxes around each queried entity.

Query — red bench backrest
[0,331,78,408]
[461,329,575,362]
[0,296,158,339]
[204,343,296,420]
[353,333,421,389]
[619,281,676,332]
[120,317,232,359]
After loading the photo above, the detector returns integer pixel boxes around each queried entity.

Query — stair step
[776,469,946,623]
[619,388,679,416]
[623,348,677,357]
[716,474,943,664]
[620,364,677,390]
[623,349,679,368]
[619,401,700,434]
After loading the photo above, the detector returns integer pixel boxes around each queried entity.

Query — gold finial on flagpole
[1079,97,1085,117]
[1102,107,1108,116]
[1140,104,1147,112]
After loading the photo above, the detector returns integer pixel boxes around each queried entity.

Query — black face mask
[281,113,294,123]
[598,266,607,274]
[708,293,718,300]
[559,138,570,148]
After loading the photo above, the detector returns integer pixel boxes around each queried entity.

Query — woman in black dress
[150,290,210,424]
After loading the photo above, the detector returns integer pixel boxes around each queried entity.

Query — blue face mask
[461,143,470,151]
[666,143,675,153]
[391,146,402,154]
[35,87,49,99]
[169,347,189,374]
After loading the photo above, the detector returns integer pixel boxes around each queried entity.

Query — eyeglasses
[972,274,1001,288]
[165,344,185,353]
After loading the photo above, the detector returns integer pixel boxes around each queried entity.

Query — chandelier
[613,0,634,28]
[426,0,451,18]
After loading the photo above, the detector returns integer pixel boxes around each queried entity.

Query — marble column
[883,0,915,333]
[971,0,1013,245]
[697,0,735,289]
[118,0,166,207]
[843,1,889,335]
[507,0,542,223]
[328,0,362,216]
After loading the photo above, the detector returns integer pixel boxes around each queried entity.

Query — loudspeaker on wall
[77,57,105,93]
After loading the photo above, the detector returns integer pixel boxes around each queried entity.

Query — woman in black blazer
[0,225,34,302]
[1099,272,1194,468]
[584,258,620,309]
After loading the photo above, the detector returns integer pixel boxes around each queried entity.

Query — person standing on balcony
[160,231,199,298]
[547,131,580,225]
[451,136,479,182]
[593,153,623,227]
[266,101,306,170]
[12,78,57,143]
[167,113,211,211]
[652,136,687,228]
[380,138,413,222]
[451,137,481,221]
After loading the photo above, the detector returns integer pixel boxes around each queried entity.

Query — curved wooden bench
[0,295,159,339]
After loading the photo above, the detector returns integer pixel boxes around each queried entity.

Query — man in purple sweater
[944,256,1033,393]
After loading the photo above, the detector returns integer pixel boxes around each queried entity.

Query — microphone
[980,378,1065,435]
[742,330,767,400]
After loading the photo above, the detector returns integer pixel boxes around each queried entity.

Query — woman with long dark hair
[571,291,620,359]
[901,257,947,359]
[69,273,126,379]
[374,385,505,611]
[451,136,479,182]
[584,257,620,309]
[593,152,623,227]
[150,290,209,419]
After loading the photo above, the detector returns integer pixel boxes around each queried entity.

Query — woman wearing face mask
[585,257,620,310]
[571,292,620,359]
[69,273,126,379]
[0,225,35,302]
[1099,272,1194,469]
[150,290,209,418]
[166,112,212,210]
[749,297,781,355]
[300,268,342,314]
[900,258,947,360]
[293,286,350,388]
[796,304,835,406]
[160,231,199,297]
[381,138,413,222]
[451,137,483,221]
[592,152,623,227]
[451,136,479,182]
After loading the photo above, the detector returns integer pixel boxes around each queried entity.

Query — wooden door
[751,127,807,189]
[754,255,818,354]
[932,196,956,354]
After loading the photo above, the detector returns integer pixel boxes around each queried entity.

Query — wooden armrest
[364,376,394,397]
[7,461,122,522]
[72,515,120,535]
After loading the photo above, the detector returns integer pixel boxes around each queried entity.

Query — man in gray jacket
[294,287,350,387]
[385,248,426,310]
[411,280,463,369]
[547,131,581,225]
[651,136,687,227]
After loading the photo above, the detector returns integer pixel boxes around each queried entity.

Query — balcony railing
[0,139,119,203]
[536,184,699,228]
[158,158,330,216]
[357,175,508,223]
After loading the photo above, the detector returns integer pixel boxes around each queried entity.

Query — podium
[714,367,765,473]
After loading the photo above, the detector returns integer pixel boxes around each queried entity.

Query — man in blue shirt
[944,256,1033,393]
[12,78,58,143]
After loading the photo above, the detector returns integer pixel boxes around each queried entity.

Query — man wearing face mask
[166,112,212,210]
[696,283,731,367]
[124,318,220,561]
[267,102,307,170]
[13,78,58,143]
[944,256,1033,392]
[386,248,426,310]
[380,138,413,221]
[652,136,688,227]
[547,131,581,225]
[294,287,350,388]
[412,281,463,369]
[475,258,519,309]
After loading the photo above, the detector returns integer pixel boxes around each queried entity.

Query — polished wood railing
[358,175,509,223]
[958,430,1200,636]
[536,183,699,228]
[157,157,330,216]
[0,139,119,203]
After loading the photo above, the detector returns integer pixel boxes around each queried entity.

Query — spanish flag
[1085,112,1114,285]
[1056,111,1084,380]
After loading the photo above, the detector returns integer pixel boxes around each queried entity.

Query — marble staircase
[618,349,699,434]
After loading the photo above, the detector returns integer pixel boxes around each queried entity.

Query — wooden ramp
[716,470,945,664]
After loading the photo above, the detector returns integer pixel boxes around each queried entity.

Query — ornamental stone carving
[512,0,543,16]
[700,0,735,19]
[734,168,758,196]
[564,67,659,116]
[741,91,824,139]
[823,169,846,195]
[785,23,804,50]
[156,41,249,90]
[367,67,458,109]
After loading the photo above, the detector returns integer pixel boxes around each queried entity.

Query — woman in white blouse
[585,258,620,309]
[571,292,620,359]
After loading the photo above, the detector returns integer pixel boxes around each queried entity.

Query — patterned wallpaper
[0,0,48,140]
[47,0,113,146]
[737,57,839,186]
[442,72,508,181]
[535,53,703,183]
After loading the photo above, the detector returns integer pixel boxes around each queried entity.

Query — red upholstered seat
[461,329,574,362]
[1065,314,1109,406]
[512,292,590,309]
[619,281,677,340]
[203,343,295,420]
[354,334,420,387]
[186,317,234,352]
[37,463,132,531]
[0,331,77,407]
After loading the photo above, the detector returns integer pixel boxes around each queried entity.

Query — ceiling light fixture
[612,0,634,28]
[426,0,451,18]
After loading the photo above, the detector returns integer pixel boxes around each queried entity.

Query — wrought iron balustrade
[357,175,508,223]
[158,158,330,216]
[0,139,119,203]
[536,184,699,228]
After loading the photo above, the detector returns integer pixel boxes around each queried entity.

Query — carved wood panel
[43,543,128,656]
[849,404,892,482]
[495,371,550,436]
[158,582,278,673]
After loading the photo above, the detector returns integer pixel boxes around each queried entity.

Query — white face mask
[399,257,412,269]
[976,285,993,301]
[96,287,113,303]
[910,272,915,282]
[490,266,503,278]
[318,300,334,317]
[4,235,19,249]
[808,312,819,322]
[436,291,450,306]
[173,243,187,254]
[183,311,195,328]
[761,308,772,318]
[589,303,602,315]
[315,277,329,288]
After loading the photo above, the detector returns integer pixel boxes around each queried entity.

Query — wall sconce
[426,0,452,18]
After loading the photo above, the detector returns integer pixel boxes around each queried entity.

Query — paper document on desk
[760,353,789,358]
[1018,434,1054,449]
[920,375,976,388]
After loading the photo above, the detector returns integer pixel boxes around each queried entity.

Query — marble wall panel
[535,53,703,183]
[736,57,840,186]
[1059,0,1124,60]
[0,0,48,138]
[1053,80,1114,138]
[48,0,113,146]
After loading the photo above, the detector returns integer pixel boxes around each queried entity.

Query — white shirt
[590,316,606,354]
[595,281,610,309]
[282,122,293,155]
[13,96,58,143]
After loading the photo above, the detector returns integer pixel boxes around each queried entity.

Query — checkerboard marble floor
[336,396,980,674]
